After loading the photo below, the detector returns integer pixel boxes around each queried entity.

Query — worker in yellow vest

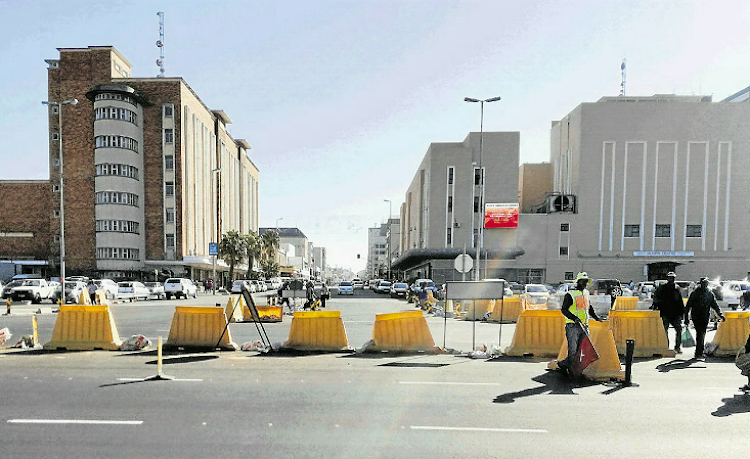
[557,272,602,376]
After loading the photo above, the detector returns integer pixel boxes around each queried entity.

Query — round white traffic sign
[454,254,474,273]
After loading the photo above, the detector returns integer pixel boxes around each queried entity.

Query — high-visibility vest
[566,289,590,324]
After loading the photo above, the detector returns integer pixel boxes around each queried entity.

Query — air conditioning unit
[548,194,577,213]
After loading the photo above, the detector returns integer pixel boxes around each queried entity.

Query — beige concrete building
[0,45,259,282]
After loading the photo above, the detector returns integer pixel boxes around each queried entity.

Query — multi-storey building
[0,45,259,281]
[260,227,311,278]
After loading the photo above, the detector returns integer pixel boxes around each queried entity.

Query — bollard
[31,314,39,345]
[624,339,635,386]
[145,336,174,381]
[5,297,10,315]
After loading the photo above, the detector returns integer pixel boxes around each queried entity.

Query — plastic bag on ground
[0,328,11,346]
[241,340,272,353]
[470,343,490,359]
[119,334,151,351]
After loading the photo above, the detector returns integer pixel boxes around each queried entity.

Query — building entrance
[647,262,681,281]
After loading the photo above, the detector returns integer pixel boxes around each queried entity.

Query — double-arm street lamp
[383,199,392,280]
[464,96,501,280]
[42,98,79,287]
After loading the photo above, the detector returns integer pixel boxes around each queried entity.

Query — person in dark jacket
[684,277,726,359]
[651,272,685,353]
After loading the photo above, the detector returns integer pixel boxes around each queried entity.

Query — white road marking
[410,426,547,433]
[8,419,142,425]
[117,377,203,382]
[400,381,502,386]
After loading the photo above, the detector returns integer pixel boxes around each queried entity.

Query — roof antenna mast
[620,58,626,96]
[156,12,165,77]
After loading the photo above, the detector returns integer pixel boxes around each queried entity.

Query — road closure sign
[454,254,473,273]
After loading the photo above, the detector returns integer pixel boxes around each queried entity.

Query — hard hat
[667,272,676,278]
[575,272,590,281]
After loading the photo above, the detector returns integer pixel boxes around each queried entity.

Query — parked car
[522,283,552,306]
[232,280,256,294]
[390,282,409,298]
[57,280,88,304]
[117,281,150,302]
[143,282,165,300]
[164,278,198,300]
[376,280,392,294]
[10,278,56,304]
[2,280,23,299]
[712,281,740,309]
[338,281,354,295]
[94,279,119,300]
[253,280,267,292]
[633,281,656,299]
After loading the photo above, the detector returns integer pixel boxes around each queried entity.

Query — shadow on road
[145,355,218,365]
[655,358,708,372]
[712,394,750,417]
[493,370,598,404]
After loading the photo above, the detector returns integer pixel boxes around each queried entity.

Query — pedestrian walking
[741,288,750,311]
[557,272,602,376]
[736,334,750,392]
[87,280,97,304]
[651,272,685,353]
[418,286,428,310]
[684,277,726,359]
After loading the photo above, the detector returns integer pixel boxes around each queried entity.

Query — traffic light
[357,254,360,259]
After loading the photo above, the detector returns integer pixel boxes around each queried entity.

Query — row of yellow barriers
[42,304,438,353]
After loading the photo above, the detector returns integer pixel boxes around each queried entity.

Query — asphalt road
[0,288,748,458]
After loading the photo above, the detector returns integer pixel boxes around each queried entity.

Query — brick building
[0,46,259,282]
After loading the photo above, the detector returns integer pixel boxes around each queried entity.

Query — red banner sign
[484,203,519,228]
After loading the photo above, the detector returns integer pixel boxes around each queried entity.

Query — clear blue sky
[2,0,749,272]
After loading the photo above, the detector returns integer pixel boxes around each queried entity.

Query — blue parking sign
[209,243,218,256]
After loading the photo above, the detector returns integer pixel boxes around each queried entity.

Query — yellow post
[157,336,163,376]
[5,297,10,315]
[31,314,39,345]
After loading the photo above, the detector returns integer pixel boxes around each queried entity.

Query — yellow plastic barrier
[77,290,92,305]
[165,306,237,350]
[224,296,245,323]
[609,310,675,357]
[461,300,494,321]
[44,305,122,350]
[283,310,349,351]
[613,296,638,310]
[370,310,437,352]
[254,306,283,323]
[505,310,566,357]
[94,289,108,305]
[710,312,750,356]
[549,320,624,381]
[489,298,523,323]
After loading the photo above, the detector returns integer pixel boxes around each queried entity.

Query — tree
[245,231,262,278]
[218,230,248,288]
[261,229,280,262]
[260,259,280,280]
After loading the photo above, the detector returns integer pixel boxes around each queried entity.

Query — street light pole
[42,98,78,289]
[383,199,392,280]
[211,167,221,295]
[464,96,501,281]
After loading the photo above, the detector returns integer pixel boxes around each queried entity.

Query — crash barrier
[549,320,624,381]
[504,310,566,357]
[461,300,494,321]
[613,296,638,310]
[710,311,750,356]
[608,310,675,357]
[77,291,92,306]
[44,305,122,351]
[165,306,236,351]
[225,296,246,323]
[283,310,349,351]
[522,298,549,311]
[255,306,283,323]
[370,310,437,352]
[94,290,108,305]
[489,298,523,323]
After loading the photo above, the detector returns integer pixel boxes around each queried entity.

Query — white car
[231,280,255,294]
[164,278,198,300]
[523,283,552,306]
[143,282,165,300]
[94,279,119,300]
[117,281,150,302]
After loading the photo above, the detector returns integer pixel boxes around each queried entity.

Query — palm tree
[245,231,262,278]
[260,259,280,280]
[261,229,280,262]
[218,230,248,288]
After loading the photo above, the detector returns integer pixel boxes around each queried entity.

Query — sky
[2,0,750,273]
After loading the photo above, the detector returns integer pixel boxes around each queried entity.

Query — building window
[560,223,570,232]
[448,167,454,185]
[54,234,61,243]
[52,184,60,193]
[446,227,452,245]
[50,105,59,114]
[95,135,139,153]
[94,106,137,125]
[164,129,174,144]
[655,224,671,237]
[163,104,173,117]
[474,168,482,185]
[53,210,60,218]
[624,224,640,238]
[96,247,140,260]
[95,220,140,234]
[96,163,139,180]
[686,225,702,238]
[166,234,175,248]
[474,196,480,213]
[164,155,174,170]
[165,182,174,197]
[51,132,59,140]
[165,208,175,223]
[94,92,138,107]
[95,191,139,207]
[564,272,574,281]
[559,246,569,256]
[447,196,453,212]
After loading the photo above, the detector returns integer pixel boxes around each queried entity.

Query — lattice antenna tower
[620,58,626,96]
[156,11,165,77]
